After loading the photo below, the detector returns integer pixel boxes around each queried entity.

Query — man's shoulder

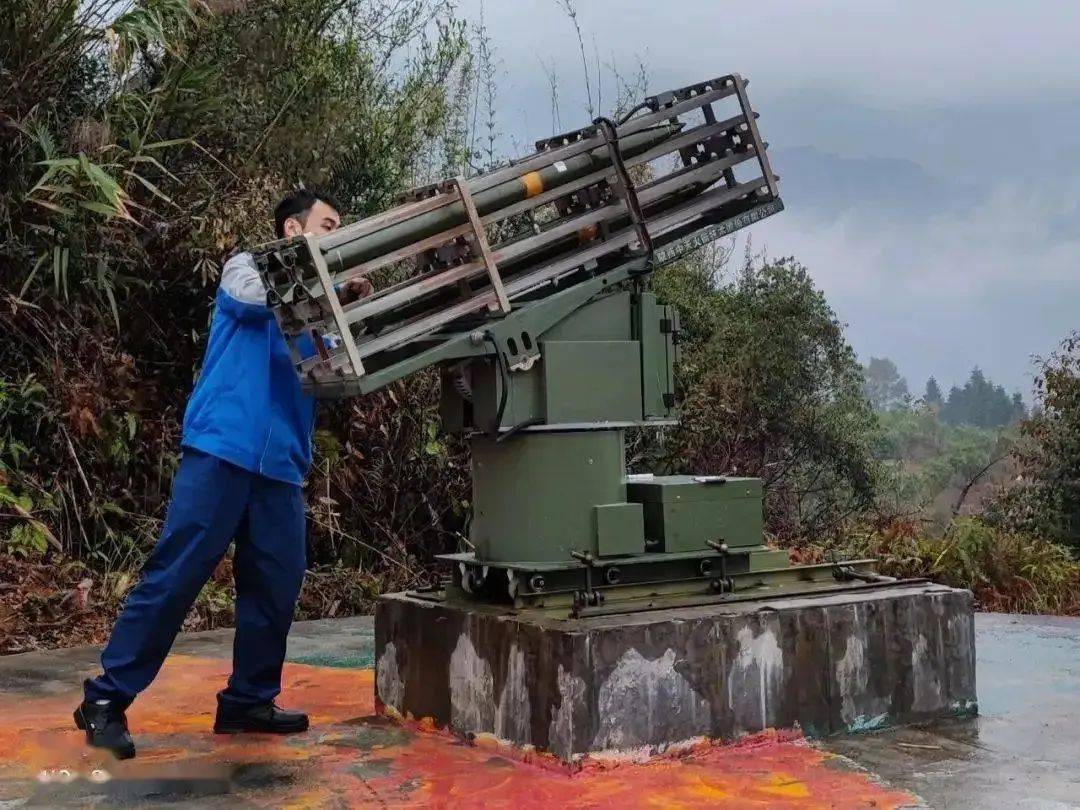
[218,251,266,305]
[221,250,256,275]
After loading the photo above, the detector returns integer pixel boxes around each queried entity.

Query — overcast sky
[453,0,1080,397]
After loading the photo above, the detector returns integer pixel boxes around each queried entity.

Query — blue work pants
[84,449,306,708]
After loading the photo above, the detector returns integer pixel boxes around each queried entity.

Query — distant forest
[863,357,1026,428]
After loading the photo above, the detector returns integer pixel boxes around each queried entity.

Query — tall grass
[868,518,1080,615]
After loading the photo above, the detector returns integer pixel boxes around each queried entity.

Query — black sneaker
[213,701,309,734]
[74,699,136,760]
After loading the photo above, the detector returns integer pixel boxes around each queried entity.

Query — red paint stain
[0,654,916,808]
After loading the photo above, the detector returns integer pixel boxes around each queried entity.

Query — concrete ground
[0,612,1076,807]
[823,613,1080,809]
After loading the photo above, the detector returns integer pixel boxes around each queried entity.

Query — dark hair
[273,188,343,238]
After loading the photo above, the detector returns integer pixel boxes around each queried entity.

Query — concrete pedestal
[374,582,977,761]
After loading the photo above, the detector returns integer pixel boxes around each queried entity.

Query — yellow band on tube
[522,171,544,198]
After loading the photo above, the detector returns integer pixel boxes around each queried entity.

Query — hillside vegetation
[2,0,1078,652]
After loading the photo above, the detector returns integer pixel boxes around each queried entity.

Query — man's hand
[337,276,373,306]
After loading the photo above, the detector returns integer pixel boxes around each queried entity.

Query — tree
[940,368,1021,428]
[647,253,880,543]
[863,357,910,412]
[989,332,1080,549]
[924,377,943,407]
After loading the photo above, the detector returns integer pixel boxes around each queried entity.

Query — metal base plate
[433,550,881,616]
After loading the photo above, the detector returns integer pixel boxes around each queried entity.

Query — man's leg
[216,472,306,725]
[84,450,251,706]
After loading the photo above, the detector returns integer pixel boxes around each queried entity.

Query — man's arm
[220,252,373,308]
[220,252,268,305]
[218,252,275,322]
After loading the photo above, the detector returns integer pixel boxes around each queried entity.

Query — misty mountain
[768,146,977,223]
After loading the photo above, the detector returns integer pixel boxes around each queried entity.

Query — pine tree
[924,376,943,407]
[940,369,1022,427]
[942,385,965,424]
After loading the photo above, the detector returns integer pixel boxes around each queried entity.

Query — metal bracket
[448,176,511,315]
[731,74,778,199]
[592,116,654,260]
[304,234,365,379]
[570,550,604,616]
[706,539,734,593]
[833,563,893,584]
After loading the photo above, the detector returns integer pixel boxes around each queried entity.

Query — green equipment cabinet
[628,475,764,552]
[470,430,644,564]
[464,290,674,567]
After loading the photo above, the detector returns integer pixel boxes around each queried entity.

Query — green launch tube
[319,124,683,275]
[356,175,736,338]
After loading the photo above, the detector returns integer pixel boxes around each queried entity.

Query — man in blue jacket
[75,190,370,759]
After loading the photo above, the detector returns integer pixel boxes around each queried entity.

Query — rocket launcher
[249,75,889,618]
[253,74,782,398]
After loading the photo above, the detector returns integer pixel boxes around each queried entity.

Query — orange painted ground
[0,655,918,808]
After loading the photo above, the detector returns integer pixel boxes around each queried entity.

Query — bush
[867,518,1080,615]
[0,0,472,579]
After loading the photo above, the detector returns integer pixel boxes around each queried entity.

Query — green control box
[626,475,763,552]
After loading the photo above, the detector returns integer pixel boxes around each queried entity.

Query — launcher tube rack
[253,74,780,396]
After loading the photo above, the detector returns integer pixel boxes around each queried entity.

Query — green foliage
[873,407,1012,524]
[0,373,48,467]
[867,518,1080,615]
[5,523,50,557]
[0,484,57,558]
[3,0,470,317]
[647,248,879,543]
[306,372,470,585]
[989,332,1080,549]
[940,367,1025,428]
[0,0,472,574]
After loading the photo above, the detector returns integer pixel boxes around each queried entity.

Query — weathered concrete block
[374,583,977,760]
